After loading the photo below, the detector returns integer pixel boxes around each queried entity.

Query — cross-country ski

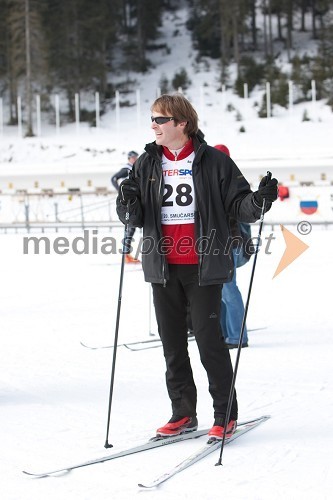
[22,417,267,479]
[138,416,270,488]
[22,428,209,478]
[80,328,267,351]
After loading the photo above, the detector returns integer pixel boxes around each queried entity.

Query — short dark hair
[151,94,199,137]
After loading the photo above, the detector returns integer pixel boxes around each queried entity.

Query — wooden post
[17,96,23,137]
[311,80,316,104]
[288,81,293,115]
[0,98,3,136]
[55,94,60,135]
[75,93,80,134]
[136,89,141,130]
[115,90,120,132]
[36,94,41,136]
[266,82,271,118]
[95,91,100,128]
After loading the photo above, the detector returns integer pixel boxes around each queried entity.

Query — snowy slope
[1,5,333,228]
[0,4,332,177]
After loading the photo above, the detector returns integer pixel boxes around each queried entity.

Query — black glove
[253,175,278,206]
[119,178,140,204]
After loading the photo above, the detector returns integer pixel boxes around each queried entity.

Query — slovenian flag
[300,200,318,215]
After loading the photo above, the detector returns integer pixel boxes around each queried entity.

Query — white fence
[0,80,320,138]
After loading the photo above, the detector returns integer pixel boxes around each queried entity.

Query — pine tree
[44,0,120,118]
[313,7,333,106]
[0,0,10,96]
[6,0,47,134]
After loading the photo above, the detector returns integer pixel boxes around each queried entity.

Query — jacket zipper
[192,149,203,286]
[157,160,167,286]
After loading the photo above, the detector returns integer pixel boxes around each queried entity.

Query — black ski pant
[152,264,238,422]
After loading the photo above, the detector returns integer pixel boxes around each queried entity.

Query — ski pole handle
[259,171,272,220]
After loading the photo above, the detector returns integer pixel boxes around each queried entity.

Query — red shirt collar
[162,138,194,161]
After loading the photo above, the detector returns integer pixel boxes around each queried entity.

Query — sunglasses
[151,116,174,125]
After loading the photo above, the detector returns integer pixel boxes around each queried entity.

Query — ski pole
[104,201,131,448]
[215,171,272,466]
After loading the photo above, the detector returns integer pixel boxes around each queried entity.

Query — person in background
[111,151,140,264]
[278,183,290,201]
[214,144,250,349]
[116,94,278,440]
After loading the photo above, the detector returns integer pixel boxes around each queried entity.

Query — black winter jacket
[116,135,270,285]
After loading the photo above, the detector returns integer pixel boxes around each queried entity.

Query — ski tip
[241,415,271,426]
[80,341,95,349]
[138,482,157,489]
[22,470,48,478]
[23,468,72,478]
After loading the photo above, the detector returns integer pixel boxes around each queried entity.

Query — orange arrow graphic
[273,225,309,278]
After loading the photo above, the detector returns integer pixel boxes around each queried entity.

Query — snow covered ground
[0,224,332,499]
[1,3,333,499]
[1,4,333,184]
